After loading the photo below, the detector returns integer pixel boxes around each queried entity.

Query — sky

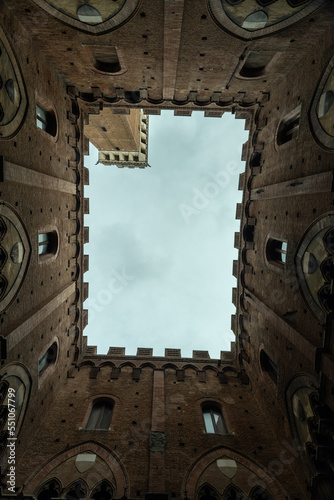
[84,111,248,359]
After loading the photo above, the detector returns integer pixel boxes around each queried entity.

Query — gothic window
[215,1,324,40]
[198,484,220,500]
[266,238,287,267]
[92,481,114,500]
[38,342,58,374]
[65,481,87,500]
[223,485,247,500]
[86,399,113,430]
[260,350,278,384]
[277,105,301,146]
[296,219,334,322]
[37,480,61,500]
[202,403,226,434]
[38,231,58,258]
[36,104,57,137]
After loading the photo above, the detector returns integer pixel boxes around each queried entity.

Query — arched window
[65,481,87,500]
[37,480,61,500]
[240,51,273,78]
[198,484,220,500]
[92,481,114,500]
[223,485,247,499]
[202,402,226,434]
[36,103,57,137]
[266,238,287,267]
[38,342,58,374]
[38,231,58,258]
[260,350,278,385]
[277,105,301,146]
[86,399,113,430]
[94,47,121,74]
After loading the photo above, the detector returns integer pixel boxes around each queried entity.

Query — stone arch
[208,0,326,40]
[63,478,89,499]
[0,25,27,138]
[24,442,129,498]
[182,363,199,372]
[294,213,334,323]
[310,53,334,150]
[139,362,156,370]
[29,0,140,35]
[183,447,288,499]
[0,362,31,437]
[203,365,219,374]
[36,478,63,500]
[162,363,178,371]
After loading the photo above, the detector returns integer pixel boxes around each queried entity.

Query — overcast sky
[84,111,248,359]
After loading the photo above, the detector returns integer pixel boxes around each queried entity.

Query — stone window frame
[208,0,327,40]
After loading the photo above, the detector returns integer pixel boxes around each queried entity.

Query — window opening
[38,231,58,257]
[277,105,301,146]
[86,399,113,430]
[38,342,57,374]
[202,404,226,434]
[260,350,278,384]
[240,51,273,78]
[36,104,57,137]
[94,48,121,73]
[266,238,287,266]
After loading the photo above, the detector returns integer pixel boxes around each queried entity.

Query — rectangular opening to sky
[84,110,249,358]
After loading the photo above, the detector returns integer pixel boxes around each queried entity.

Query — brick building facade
[0,1,334,499]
